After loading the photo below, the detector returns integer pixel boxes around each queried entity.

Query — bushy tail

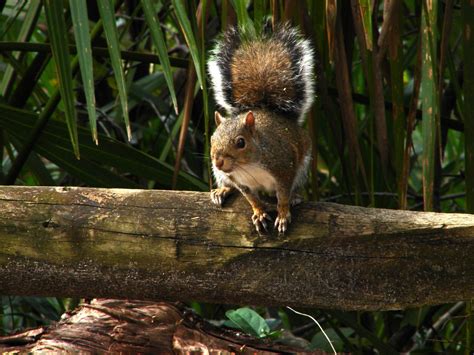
[208,24,315,124]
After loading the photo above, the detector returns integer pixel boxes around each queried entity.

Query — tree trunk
[1,186,474,310]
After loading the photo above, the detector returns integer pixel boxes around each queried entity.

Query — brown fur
[210,109,311,233]
[230,41,296,108]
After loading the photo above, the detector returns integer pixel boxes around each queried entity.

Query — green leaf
[25,154,55,186]
[420,0,439,211]
[159,108,184,161]
[253,0,266,33]
[127,71,166,111]
[97,0,131,140]
[70,0,98,144]
[310,327,353,352]
[0,1,28,41]
[21,297,63,322]
[141,0,179,114]
[44,0,80,158]
[0,0,41,98]
[171,0,204,90]
[0,103,207,190]
[3,135,55,185]
[230,0,255,32]
[225,307,270,338]
[8,125,139,188]
[327,310,398,355]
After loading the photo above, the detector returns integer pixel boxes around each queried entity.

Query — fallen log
[1,186,473,310]
[0,299,314,353]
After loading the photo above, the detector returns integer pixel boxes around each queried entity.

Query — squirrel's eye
[236,137,246,149]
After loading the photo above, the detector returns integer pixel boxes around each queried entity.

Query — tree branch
[1,186,473,311]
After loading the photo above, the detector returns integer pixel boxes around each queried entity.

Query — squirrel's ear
[243,111,255,129]
[215,111,225,126]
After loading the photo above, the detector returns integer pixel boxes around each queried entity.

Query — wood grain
[1,186,473,310]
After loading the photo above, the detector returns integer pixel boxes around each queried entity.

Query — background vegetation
[0,0,473,352]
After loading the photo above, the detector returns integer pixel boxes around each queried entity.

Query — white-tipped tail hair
[208,24,315,125]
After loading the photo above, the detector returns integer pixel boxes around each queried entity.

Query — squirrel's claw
[275,213,292,234]
[211,187,232,206]
[251,211,272,234]
[210,189,222,206]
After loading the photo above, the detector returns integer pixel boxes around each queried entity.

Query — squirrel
[207,24,315,234]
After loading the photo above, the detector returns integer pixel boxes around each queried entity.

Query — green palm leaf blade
[97,0,132,141]
[141,0,179,115]
[0,103,207,190]
[44,0,80,158]
[69,0,98,144]
[420,0,439,211]
[170,0,204,90]
[230,0,255,31]
[253,0,266,33]
[0,0,41,98]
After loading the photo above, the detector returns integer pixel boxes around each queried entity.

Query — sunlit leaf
[70,0,98,144]
[225,308,270,338]
[141,0,179,114]
[44,0,79,158]
[97,0,131,140]
[420,0,439,211]
[171,0,204,89]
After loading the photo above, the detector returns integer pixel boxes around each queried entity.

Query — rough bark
[1,186,474,310]
[0,299,314,353]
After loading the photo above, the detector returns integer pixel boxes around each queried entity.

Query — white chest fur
[231,164,277,193]
[213,163,277,193]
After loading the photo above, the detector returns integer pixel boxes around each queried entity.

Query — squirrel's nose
[215,157,224,170]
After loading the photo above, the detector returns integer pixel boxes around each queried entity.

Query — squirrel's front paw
[275,212,292,234]
[251,209,272,234]
[211,187,233,206]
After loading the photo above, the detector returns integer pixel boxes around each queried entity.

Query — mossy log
[1,186,474,311]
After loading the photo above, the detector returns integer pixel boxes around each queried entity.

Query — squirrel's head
[210,110,259,176]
